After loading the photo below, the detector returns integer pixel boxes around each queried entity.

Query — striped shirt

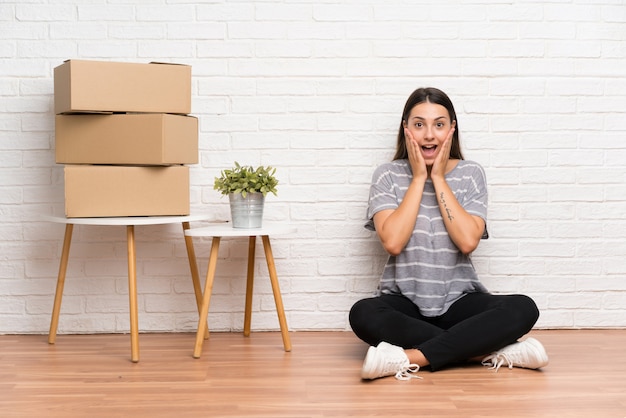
[366,159,489,317]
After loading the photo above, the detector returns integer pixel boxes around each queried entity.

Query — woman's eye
[414,122,423,128]
[436,122,444,128]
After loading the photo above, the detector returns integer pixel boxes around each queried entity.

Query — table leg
[48,224,74,344]
[261,235,291,352]
[193,237,221,359]
[243,236,256,337]
[182,222,209,339]
[127,225,139,363]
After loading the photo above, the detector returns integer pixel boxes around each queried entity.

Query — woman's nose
[425,125,435,139]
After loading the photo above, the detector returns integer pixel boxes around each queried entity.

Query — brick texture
[1,1,625,334]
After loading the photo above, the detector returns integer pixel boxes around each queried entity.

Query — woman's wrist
[410,176,427,189]
[430,174,446,188]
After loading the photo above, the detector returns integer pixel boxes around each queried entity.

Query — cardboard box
[55,114,198,165]
[64,165,190,217]
[54,60,191,114]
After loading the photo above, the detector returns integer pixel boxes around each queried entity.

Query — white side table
[44,214,211,363]
[185,222,294,358]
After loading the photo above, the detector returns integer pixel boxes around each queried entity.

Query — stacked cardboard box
[54,60,197,217]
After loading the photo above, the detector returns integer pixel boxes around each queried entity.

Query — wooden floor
[1,330,625,418]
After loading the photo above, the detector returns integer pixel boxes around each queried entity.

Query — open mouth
[421,144,438,158]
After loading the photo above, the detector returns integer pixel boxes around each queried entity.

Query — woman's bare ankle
[405,348,430,368]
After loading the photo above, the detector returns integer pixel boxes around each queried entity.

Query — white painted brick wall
[1,0,625,335]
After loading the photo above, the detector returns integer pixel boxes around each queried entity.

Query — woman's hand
[404,128,427,182]
[430,122,456,180]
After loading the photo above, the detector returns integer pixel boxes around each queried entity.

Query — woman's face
[404,101,453,166]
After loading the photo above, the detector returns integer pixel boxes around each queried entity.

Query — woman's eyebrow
[410,116,447,120]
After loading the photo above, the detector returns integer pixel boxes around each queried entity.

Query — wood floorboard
[0,330,625,417]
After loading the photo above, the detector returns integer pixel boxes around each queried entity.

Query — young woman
[349,87,548,380]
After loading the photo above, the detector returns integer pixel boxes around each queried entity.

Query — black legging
[349,292,540,371]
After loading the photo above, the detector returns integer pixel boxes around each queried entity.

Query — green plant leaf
[214,162,279,197]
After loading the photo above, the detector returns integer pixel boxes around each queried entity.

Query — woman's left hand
[430,122,455,179]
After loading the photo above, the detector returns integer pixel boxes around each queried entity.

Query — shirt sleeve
[458,162,489,238]
[364,164,401,231]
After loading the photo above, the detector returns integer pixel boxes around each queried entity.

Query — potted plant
[214,162,278,228]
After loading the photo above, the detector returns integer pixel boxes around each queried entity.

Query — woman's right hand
[404,128,427,182]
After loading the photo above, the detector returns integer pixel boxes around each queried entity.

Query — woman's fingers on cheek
[444,134,452,150]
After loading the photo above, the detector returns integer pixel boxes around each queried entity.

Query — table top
[42,214,212,226]
[184,222,294,237]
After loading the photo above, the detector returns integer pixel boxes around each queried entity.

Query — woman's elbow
[457,237,481,255]
[381,240,405,257]
[455,220,485,255]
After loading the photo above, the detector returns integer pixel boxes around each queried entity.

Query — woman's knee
[508,294,540,329]
[348,297,375,329]
[348,298,381,345]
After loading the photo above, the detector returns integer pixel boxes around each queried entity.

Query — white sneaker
[482,337,549,372]
[361,342,421,380]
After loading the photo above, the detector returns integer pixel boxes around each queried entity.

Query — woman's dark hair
[393,87,464,161]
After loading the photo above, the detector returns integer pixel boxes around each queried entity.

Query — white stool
[185,222,293,358]
[44,215,210,362]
